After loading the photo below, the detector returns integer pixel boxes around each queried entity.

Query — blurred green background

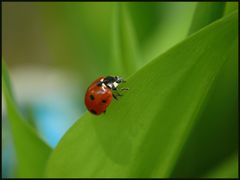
[2,2,238,178]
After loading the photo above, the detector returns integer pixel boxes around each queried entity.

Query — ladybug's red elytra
[84,76,128,115]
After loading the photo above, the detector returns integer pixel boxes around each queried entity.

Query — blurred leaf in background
[111,3,142,77]
[188,2,226,35]
[203,152,238,178]
[169,3,238,177]
[40,2,116,85]
[2,61,52,177]
[143,2,197,61]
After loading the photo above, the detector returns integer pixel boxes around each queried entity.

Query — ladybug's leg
[111,86,117,91]
[114,87,128,95]
[112,89,123,96]
[112,87,128,100]
[116,92,123,96]
[112,93,118,100]
[112,90,124,100]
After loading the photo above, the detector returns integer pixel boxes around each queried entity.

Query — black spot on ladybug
[90,109,97,114]
[102,99,107,103]
[90,95,95,100]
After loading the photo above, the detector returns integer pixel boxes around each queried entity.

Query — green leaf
[2,61,14,99]
[143,2,197,61]
[127,3,163,47]
[46,11,238,178]
[169,28,238,178]
[188,2,225,35]
[170,10,238,177]
[111,3,141,76]
[203,153,238,178]
[2,60,52,177]
[224,2,238,15]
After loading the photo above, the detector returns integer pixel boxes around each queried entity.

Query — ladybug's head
[102,76,126,90]
[114,76,126,84]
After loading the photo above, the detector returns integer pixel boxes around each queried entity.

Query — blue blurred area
[2,116,17,178]
[2,140,16,178]
[31,94,83,148]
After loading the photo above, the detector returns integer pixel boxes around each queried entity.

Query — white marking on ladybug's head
[102,83,107,88]
[113,82,119,88]
[106,83,113,89]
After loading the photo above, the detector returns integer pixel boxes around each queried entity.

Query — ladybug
[85,76,128,115]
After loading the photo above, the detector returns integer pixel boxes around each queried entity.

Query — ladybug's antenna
[115,76,126,83]
[120,87,129,91]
